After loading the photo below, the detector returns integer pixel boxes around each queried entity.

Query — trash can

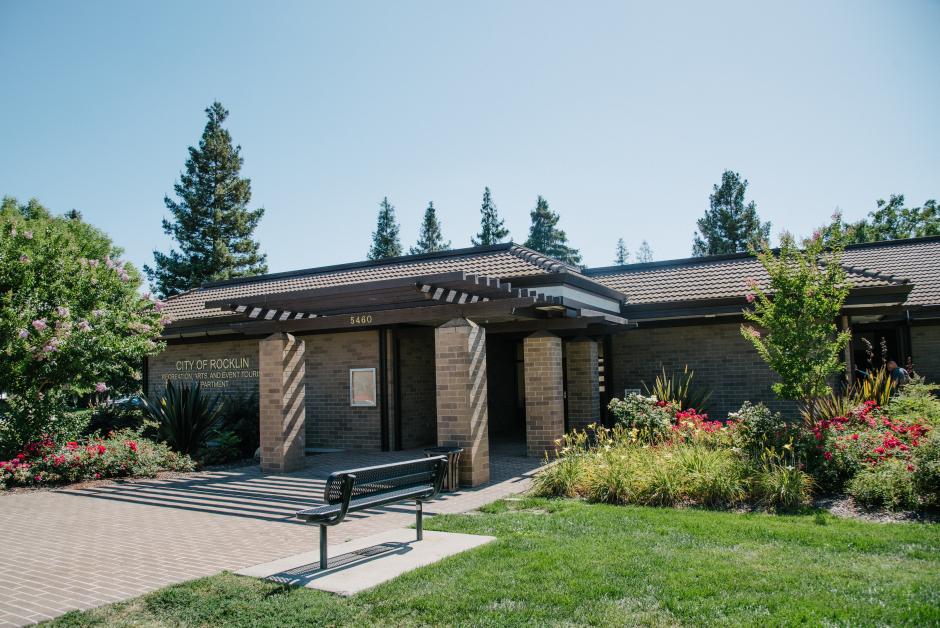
[423,446,463,492]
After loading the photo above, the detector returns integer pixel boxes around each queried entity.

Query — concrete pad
[236,528,495,595]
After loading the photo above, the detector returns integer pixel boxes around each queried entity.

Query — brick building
[150,237,940,484]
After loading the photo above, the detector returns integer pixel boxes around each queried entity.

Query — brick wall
[524,331,565,457]
[303,330,382,450]
[397,328,437,448]
[912,323,940,383]
[146,338,260,399]
[610,322,796,418]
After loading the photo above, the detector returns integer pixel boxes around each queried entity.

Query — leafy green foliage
[803,366,896,424]
[642,364,712,412]
[217,390,260,459]
[145,102,267,298]
[0,198,165,456]
[408,201,450,254]
[692,170,771,256]
[728,401,795,456]
[821,195,939,245]
[139,382,225,457]
[887,377,940,426]
[368,196,402,259]
[471,187,509,246]
[741,233,850,407]
[750,447,814,511]
[523,195,581,265]
[613,238,629,264]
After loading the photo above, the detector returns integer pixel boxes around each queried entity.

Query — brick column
[524,331,565,458]
[259,333,306,473]
[565,337,600,432]
[435,318,489,486]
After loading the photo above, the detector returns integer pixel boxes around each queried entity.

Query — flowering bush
[0,198,167,456]
[729,401,795,456]
[607,394,674,442]
[669,408,736,448]
[0,429,193,490]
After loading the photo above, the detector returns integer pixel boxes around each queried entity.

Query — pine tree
[523,195,582,265]
[471,187,510,246]
[692,170,770,257]
[409,201,451,255]
[614,238,629,264]
[636,240,653,263]
[145,102,266,297]
[368,197,402,260]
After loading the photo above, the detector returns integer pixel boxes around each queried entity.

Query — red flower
[125,441,138,453]
[851,433,859,441]
[907,464,915,472]
[823,451,833,461]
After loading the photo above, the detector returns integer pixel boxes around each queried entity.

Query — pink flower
[56,306,70,317]
[154,301,166,312]
[745,293,755,303]
[92,309,105,318]
[32,319,47,331]
[24,230,33,239]
[88,259,99,268]
[17,329,28,339]
[95,382,108,393]
[77,320,91,332]
[19,254,30,264]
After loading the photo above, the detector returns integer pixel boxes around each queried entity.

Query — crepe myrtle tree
[0,197,166,455]
[740,231,850,414]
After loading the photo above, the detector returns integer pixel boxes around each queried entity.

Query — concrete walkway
[0,449,539,627]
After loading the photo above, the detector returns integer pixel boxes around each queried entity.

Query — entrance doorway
[486,335,526,455]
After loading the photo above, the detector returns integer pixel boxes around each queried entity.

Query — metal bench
[296,456,448,569]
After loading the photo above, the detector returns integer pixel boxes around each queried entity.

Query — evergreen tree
[145,102,267,298]
[471,187,510,246]
[523,195,581,265]
[368,197,402,259]
[636,240,654,263]
[614,238,629,264]
[692,170,770,256]
[409,201,451,255]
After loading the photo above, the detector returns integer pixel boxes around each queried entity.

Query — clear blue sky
[1,1,938,275]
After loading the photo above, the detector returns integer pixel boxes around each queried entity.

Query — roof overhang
[192,271,630,335]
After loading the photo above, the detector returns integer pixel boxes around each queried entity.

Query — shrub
[218,390,260,458]
[887,377,940,426]
[607,394,674,442]
[83,398,147,436]
[848,458,918,511]
[669,408,735,449]
[912,431,940,507]
[642,365,712,412]
[0,197,165,456]
[0,428,193,489]
[730,401,793,456]
[140,382,225,456]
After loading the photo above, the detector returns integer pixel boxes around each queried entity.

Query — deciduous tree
[0,197,165,455]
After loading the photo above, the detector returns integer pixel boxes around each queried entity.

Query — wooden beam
[230,297,541,334]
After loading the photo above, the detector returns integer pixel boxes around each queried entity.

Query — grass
[50,499,939,626]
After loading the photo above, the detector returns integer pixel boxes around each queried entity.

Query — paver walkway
[0,448,539,627]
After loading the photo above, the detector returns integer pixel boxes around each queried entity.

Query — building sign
[350,368,377,407]
[162,356,259,389]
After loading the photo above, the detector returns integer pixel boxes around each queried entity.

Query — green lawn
[51,499,939,627]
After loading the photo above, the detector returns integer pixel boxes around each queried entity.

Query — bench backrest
[323,456,446,505]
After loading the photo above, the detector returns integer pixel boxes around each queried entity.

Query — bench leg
[319,525,328,570]
[416,500,423,541]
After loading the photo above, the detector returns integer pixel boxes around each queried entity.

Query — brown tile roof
[586,237,940,307]
[164,244,576,323]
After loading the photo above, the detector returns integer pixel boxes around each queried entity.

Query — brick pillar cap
[525,330,559,339]
[439,317,478,329]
